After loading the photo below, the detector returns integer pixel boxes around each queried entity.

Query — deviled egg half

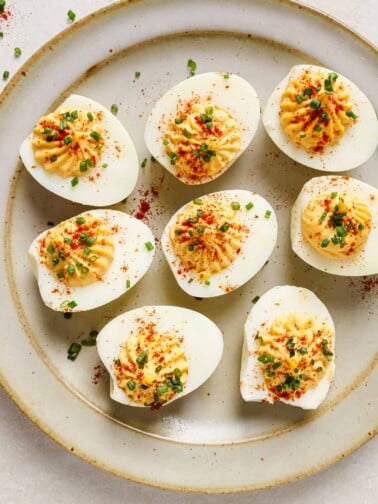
[20,94,139,206]
[28,209,155,312]
[96,305,224,409]
[263,64,378,171]
[161,190,277,298]
[145,72,260,184]
[240,286,335,410]
[291,175,378,276]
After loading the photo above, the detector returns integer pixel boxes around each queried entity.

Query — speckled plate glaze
[0,0,377,493]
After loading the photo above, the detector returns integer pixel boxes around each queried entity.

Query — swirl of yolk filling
[301,191,371,258]
[164,102,241,183]
[169,198,245,281]
[113,324,188,407]
[39,214,114,287]
[256,314,334,403]
[32,108,105,177]
[280,70,357,152]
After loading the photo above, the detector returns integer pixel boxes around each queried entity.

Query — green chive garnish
[134,71,141,78]
[346,110,358,120]
[145,241,154,251]
[319,212,327,223]
[193,198,202,205]
[175,117,184,124]
[67,342,81,361]
[90,131,101,142]
[67,9,76,22]
[14,47,21,57]
[50,155,57,162]
[264,210,272,219]
[310,99,321,109]
[76,216,85,224]
[71,177,79,187]
[231,202,240,210]
[157,385,168,394]
[127,380,136,390]
[245,202,254,211]
[182,128,192,139]
[321,238,330,248]
[3,70,9,80]
[141,158,147,168]
[87,112,94,121]
[187,58,197,76]
[110,103,118,115]
[252,295,260,304]
[126,279,131,289]
[64,136,72,145]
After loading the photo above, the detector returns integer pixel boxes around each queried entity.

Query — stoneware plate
[0,0,377,493]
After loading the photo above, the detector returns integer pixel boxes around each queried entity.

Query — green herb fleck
[67,9,76,22]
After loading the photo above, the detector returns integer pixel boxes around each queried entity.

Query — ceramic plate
[0,0,377,493]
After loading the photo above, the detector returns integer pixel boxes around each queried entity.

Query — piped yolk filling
[32,108,105,178]
[280,70,357,152]
[114,324,188,408]
[256,314,334,402]
[164,101,241,182]
[301,191,371,258]
[39,213,114,287]
[169,198,244,281]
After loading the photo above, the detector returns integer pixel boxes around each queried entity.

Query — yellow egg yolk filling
[114,324,188,408]
[32,108,105,178]
[164,102,241,183]
[280,70,357,152]
[169,198,244,281]
[40,213,114,287]
[301,191,371,259]
[256,314,334,402]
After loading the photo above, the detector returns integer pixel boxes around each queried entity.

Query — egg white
[28,209,155,312]
[262,64,378,171]
[20,94,139,206]
[144,72,260,184]
[291,175,378,276]
[161,189,277,298]
[240,285,335,410]
[96,305,224,407]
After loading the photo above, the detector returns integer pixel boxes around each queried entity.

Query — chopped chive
[110,103,118,115]
[87,112,94,121]
[145,241,154,251]
[89,330,98,338]
[296,95,304,104]
[71,177,79,187]
[67,265,76,275]
[76,216,86,224]
[303,87,312,97]
[315,125,323,132]
[46,244,55,254]
[188,244,194,252]
[80,161,88,172]
[175,117,184,124]
[252,295,260,304]
[321,113,330,121]
[224,73,230,79]
[245,202,254,211]
[50,155,58,162]
[231,201,240,210]
[90,131,101,142]
[0,32,3,38]
[264,210,272,219]
[182,128,192,139]
[127,380,136,390]
[0,1,5,12]
[67,342,81,361]
[64,136,72,145]
[193,198,202,205]
[157,384,169,394]
[257,353,274,364]
[134,71,141,78]
[205,280,210,285]
[83,247,91,255]
[310,99,321,109]
[81,339,96,347]
[300,133,306,138]
[299,347,308,355]
[187,58,197,76]
[67,9,76,22]
[67,300,77,309]
[3,70,9,80]
[136,350,148,369]
[14,47,22,57]
[102,163,108,168]
[196,225,205,234]
[319,211,327,223]
[358,224,365,231]
[330,191,338,199]
[126,279,131,289]
[141,158,147,168]
[89,255,97,263]
[163,139,169,145]
[321,238,330,248]
[346,110,358,120]
[219,223,230,232]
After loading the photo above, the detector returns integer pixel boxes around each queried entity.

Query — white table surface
[0,1,376,502]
